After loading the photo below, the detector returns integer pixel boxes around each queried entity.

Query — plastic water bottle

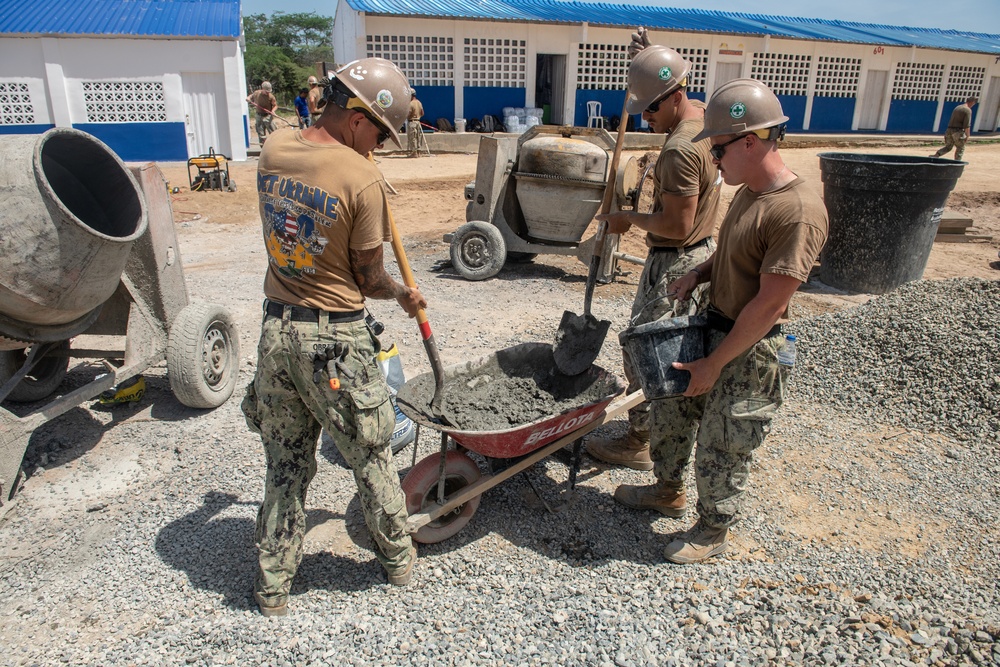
[777,334,797,368]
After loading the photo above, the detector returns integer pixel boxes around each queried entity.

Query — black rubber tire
[506,252,537,264]
[450,221,506,281]
[0,341,70,403]
[402,450,481,544]
[167,302,240,409]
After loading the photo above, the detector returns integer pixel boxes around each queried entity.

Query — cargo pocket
[345,379,394,448]
[727,338,785,421]
[240,380,262,435]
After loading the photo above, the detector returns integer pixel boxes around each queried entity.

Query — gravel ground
[1,225,999,667]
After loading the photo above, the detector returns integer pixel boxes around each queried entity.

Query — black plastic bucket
[818,153,965,294]
[618,314,705,399]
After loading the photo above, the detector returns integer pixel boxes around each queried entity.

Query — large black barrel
[818,153,965,294]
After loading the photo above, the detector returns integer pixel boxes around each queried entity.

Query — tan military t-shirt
[257,129,391,312]
[647,116,721,249]
[250,90,276,116]
[307,86,323,115]
[947,104,971,129]
[710,177,829,321]
[408,99,424,121]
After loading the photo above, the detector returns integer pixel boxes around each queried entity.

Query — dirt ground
[159,137,1000,324]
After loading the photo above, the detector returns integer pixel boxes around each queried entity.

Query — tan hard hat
[625,45,692,115]
[308,75,318,85]
[261,81,272,92]
[693,78,789,142]
[333,58,411,148]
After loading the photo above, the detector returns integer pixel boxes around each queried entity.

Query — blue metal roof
[0,0,242,38]
[344,0,1000,54]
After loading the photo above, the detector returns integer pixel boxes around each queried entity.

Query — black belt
[264,300,364,323]
[649,237,711,253]
[706,309,782,338]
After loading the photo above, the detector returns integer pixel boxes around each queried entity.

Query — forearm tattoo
[350,246,404,300]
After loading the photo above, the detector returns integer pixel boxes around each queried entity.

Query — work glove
[628,27,650,58]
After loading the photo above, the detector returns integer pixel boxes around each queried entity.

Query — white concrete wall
[0,35,247,160]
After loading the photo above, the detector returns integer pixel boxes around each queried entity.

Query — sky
[240,0,1000,34]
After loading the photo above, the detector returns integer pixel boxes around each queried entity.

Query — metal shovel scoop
[553,95,630,376]
[553,220,612,376]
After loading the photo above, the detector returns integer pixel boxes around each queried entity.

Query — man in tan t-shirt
[658,79,828,564]
[933,96,977,160]
[246,81,278,145]
[406,91,424,157]
[306,75,323,126]
[587,43,721,490]
[242,58,425,616]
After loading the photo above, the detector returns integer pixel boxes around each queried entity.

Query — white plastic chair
[586,100,604,128]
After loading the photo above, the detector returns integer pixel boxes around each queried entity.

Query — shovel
[553,97,631,376]
[386,203,451,425]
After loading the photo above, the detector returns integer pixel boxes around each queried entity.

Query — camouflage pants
[623,240,715,441]
[255,114,275,143]
[407,121,422,155]
[934,128,968,160]
[241,308,411,605]
[649,328,788,529]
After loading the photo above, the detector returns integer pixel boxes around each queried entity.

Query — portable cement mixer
[446,125,647,281]
[0,128,240,513]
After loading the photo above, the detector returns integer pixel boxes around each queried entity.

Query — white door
[713,62,743,91]
[859,70,888,130]
[981,76,1000,132]
[181,72,226,158]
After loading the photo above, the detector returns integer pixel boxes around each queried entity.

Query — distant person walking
[933,97,977,160]
[406,90,424,157]
[307,75,323,125]
[294,88,311,129]
[247,81,278,145]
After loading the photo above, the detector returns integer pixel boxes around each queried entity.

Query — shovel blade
[552,310,612,376]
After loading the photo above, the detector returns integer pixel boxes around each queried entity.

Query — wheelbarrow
[396,342,644,543]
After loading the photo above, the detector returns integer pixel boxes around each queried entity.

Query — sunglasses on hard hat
[709,134,748,161]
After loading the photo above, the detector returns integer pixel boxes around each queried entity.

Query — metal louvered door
[981,76,1000,132]
[181,72,225,158]
[713,63,743,91]
[859,70,888,130]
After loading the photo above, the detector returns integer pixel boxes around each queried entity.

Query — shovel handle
[584,96,631,315]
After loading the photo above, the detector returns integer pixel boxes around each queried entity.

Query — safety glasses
[709,134,748,161]
[358,109,391,145]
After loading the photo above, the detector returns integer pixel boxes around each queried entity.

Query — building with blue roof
[0,0,249,161]
[332,0,1000,134]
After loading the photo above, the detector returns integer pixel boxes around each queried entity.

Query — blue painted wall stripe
[72,122,188,161]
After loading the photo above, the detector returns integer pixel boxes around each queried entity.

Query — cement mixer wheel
[0,341,70,403]
[167,302,240,409]
[402,450,481,543]
[450,221,506,281]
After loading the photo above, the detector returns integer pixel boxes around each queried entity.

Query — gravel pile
[2,241,998,666]
[787,278,1000,445]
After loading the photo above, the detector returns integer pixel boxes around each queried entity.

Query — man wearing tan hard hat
[243,57,427,615]
[655,78,828,563]
[306,75,323,126]
[587,32,721,503]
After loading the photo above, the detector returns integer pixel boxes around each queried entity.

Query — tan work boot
[254,591,288,617]
[613,482,687,517]
[663,522,729,564]
[386,547,417,586]
[586,431,652,471]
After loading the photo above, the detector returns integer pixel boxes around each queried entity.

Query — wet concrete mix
[396,343,623,432]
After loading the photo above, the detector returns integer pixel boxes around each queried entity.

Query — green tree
[243,12,334,104]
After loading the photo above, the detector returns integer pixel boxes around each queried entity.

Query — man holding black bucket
[586,36,721,487]
[652,79,828,563]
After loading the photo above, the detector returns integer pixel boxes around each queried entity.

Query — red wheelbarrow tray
[396,342,626,459]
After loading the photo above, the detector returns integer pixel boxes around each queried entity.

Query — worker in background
[241,57,425,616]
[932,96,977,160]
[656,79,828,563]
[586,35,721,497]
[294,88,311,129]
[307,75,324,125]
[247,81,278,145]
[406,90,424,157]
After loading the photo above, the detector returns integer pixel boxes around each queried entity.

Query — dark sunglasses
[709,134,748,161]
[359,109,391,145]
[644,86,680,114]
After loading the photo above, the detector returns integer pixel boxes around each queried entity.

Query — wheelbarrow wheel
[167,302,240,409]
[402,450,481,544]
[0,341,70,403]
[450,221,506,281]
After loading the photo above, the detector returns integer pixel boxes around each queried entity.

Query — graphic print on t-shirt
[258,173,338,280]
